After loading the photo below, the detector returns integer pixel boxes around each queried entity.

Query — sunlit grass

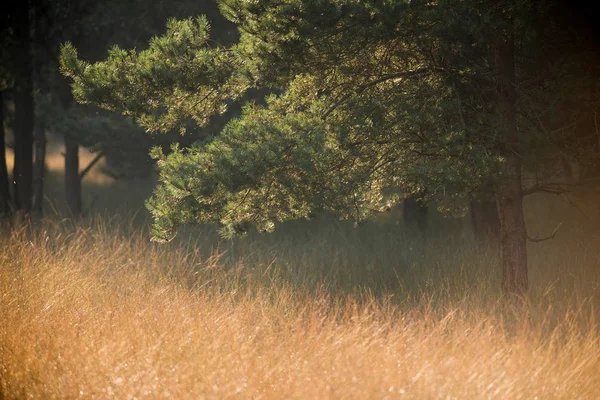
[1,210,599,398]
[2,146,600,397]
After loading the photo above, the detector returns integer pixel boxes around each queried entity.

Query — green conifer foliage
[61,0,598,264]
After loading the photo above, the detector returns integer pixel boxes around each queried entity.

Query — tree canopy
[60,0,599,295]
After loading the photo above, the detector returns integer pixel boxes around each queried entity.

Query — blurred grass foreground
[1,186,600,398]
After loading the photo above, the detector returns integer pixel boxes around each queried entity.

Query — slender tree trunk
[64,135,82,216]
[0,91,11,216]
[470,199,500,242]
[404,191,428,234]
[33,117,46,215]
[13,1,34,214]
[58,76,83,217]
[494,30,528,297]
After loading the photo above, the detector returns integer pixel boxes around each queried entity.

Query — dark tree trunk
[0,91,11,216]
[13,1,35,214]
[33,118,46,215]
[497,162,528,298]
[470,199,500,242]
[404,191,428,233]
[494,30,529,298]
[58,76,82,217]
[64,135,82,216]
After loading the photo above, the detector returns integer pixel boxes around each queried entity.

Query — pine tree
[61,0,599,297]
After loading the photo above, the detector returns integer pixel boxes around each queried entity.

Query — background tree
[0,91,9,216]
[55,0,237,216]
[0,5,15,216]
[1,0,238,217]
[61,0,600,297]
[3,0,35,215]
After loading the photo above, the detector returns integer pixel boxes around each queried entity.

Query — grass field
[1,150,600,398]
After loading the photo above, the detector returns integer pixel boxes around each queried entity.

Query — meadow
[1,149,599,399]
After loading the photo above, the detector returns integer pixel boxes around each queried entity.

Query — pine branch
[321,68,438,120]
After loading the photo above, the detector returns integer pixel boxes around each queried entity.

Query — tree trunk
[494,29,529,298]
[13,1,34,214]
[497,164,528,298]
[0,91,11,216]
[404,191,428,234]
[65,135,82,216]
[470,199,500,242]
[33,117,46,215]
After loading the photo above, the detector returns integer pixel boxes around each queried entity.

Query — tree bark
[470,199,500,242]
[64,135,82,216]
[0,91,11,216]
[12,1,35,214]
[497,159,528,297]
[404,191,428,234]
[33,117,46,215]
[494,30,529,298]
[57,76,83,217]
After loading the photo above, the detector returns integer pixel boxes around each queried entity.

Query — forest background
[1,0,599,398]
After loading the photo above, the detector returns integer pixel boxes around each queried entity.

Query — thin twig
[521,177,600,197]
[527,221,564,242]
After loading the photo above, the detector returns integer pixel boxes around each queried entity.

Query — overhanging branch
[321,68,439,120]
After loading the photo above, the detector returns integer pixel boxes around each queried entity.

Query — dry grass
[1,214,599,399]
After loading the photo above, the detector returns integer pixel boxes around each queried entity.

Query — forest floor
[1,150,600,398]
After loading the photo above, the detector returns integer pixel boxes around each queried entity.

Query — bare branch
[521,178,600,197]
[527,221,564,243]
[521,184,570,197]
[79,152,105,180]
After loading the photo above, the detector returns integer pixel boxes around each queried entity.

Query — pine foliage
[61,0,599,241]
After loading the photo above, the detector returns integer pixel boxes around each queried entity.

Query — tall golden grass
[1,205,599,398]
